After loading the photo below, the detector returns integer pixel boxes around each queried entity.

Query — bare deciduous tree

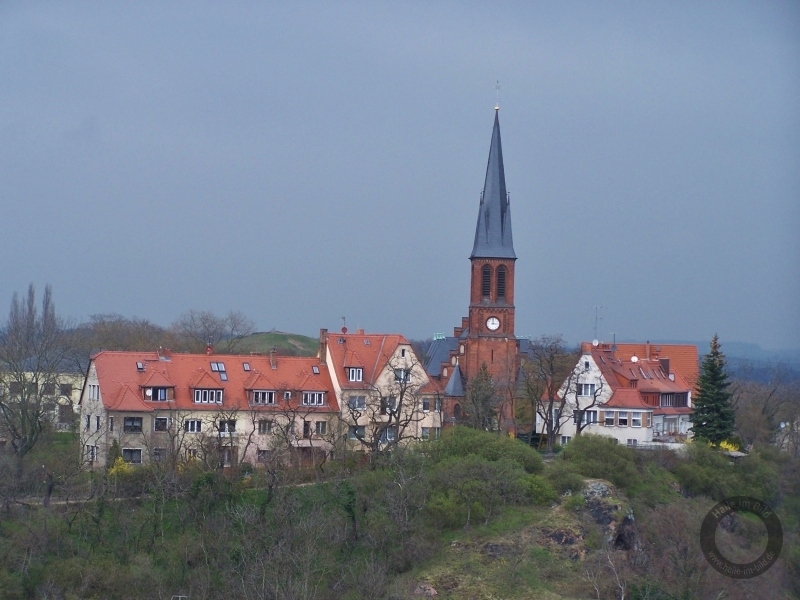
[519,335,578,452]
[171,309,255,354]
[0,284,74,477]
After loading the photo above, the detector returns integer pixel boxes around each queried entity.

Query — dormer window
[145,387,171,402]
[252,390,275,405]
[302,392,325,406]
[194,389,223,404]
[348,368,363,382]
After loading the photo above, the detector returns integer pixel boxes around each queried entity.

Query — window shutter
[598,411,604,426]
[167,388,174,400]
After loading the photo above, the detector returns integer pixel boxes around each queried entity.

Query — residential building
[322,328,441,451]
[80,348,338,469]
[542,341,697,446]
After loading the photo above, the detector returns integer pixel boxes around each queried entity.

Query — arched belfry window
[496,265,507,300]
[454,403,462,419]
[481,265,492,298]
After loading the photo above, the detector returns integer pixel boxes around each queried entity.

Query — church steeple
[470,109,516,260]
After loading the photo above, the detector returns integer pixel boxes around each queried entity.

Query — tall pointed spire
[470,109,516,259]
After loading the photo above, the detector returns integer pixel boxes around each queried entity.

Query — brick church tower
[463,107,519,385]
[424,108,521,430]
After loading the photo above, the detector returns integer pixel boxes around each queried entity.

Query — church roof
[471,109,516,260]
[444,363,465,397]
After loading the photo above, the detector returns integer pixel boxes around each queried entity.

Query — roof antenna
[495,80,500,110]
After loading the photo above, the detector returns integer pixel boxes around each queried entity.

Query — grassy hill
[236,330,318,356]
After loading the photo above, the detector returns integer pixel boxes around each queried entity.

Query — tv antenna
[593,307,605,341]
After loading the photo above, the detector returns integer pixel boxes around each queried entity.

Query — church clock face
[486,316,501,331]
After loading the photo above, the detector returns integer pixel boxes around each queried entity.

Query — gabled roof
[601,388,650,409]
[471,109,515,260]
[611,343,699,389]
[424,337,458,376]
[89,351,338,413]
[325,331,411,387]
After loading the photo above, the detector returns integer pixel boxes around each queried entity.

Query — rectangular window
[394,369,411,383]
[348,395,366,410]
[122,448,142,464]
[618,412,628,427]
[59,383,73,396]
[379,427,397,443]
[632,412,642,427]
[433,427,441,439]
[381,396,397,415]
[153,448,166,462]
[58,404,73,424]
[349,425,365,440]
[148,387,168,401]
[348,368,363,382]
[88,384,100,400]
[573,410,598,425]
[434,397,442,412]
[219,372,228,381]
[302,392,324,406]
[257,449,268,462]
[194,389,223,404]
[243,362,251,371]
[186,448,198,459]
[315,421,327,435]
[626,439,638,447]
[85,445,98,463]
[646,413,652,428]
[218,420,236,433]
[43,382,56,396]
[283,391,292,400]
[303,421,312,438]
[109,416,114,432]
[123,417,143,433]
[422,398,430,412]
[561,436,572,445]
[258,420,272,434]
[154,417,169,432]
[184,419,202,433]
[578,383,596,396]
[252,390,276,405]
[421,427,430,440]
[604,412,615,426]
[95,415,100,431]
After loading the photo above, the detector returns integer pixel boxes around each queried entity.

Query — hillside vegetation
[236,331,318,356]
[0,430,797,599]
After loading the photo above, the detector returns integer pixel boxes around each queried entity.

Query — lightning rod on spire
[495,80,500,110]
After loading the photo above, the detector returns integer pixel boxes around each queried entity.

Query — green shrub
[544,461,585,495]
[561,435,638,490]
[520,474,558,505]
[562,494,585,511]
[427,426,544,473]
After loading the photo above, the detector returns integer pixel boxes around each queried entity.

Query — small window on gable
[312,366,320,374]
[219,372,228,381]
[584,361,590,371]
[136,362,144,371]
[243,362,251,371]
[401,349,406,357]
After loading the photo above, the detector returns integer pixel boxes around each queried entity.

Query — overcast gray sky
[1,1,798,350]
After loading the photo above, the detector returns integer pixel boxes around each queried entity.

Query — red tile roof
[325,332,411,387]
[90,351,338,413]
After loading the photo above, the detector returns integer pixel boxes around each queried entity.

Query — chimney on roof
[318,328,328,364]
[646,341,650,360]
[356,328,365,335]
[205,342,213,355]
[269,348,277,370]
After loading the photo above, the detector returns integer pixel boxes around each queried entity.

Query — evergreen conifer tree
[690,335,735,444]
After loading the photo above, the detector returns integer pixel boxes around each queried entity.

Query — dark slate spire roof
[470,109,516,260]
[444,363,465,397]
